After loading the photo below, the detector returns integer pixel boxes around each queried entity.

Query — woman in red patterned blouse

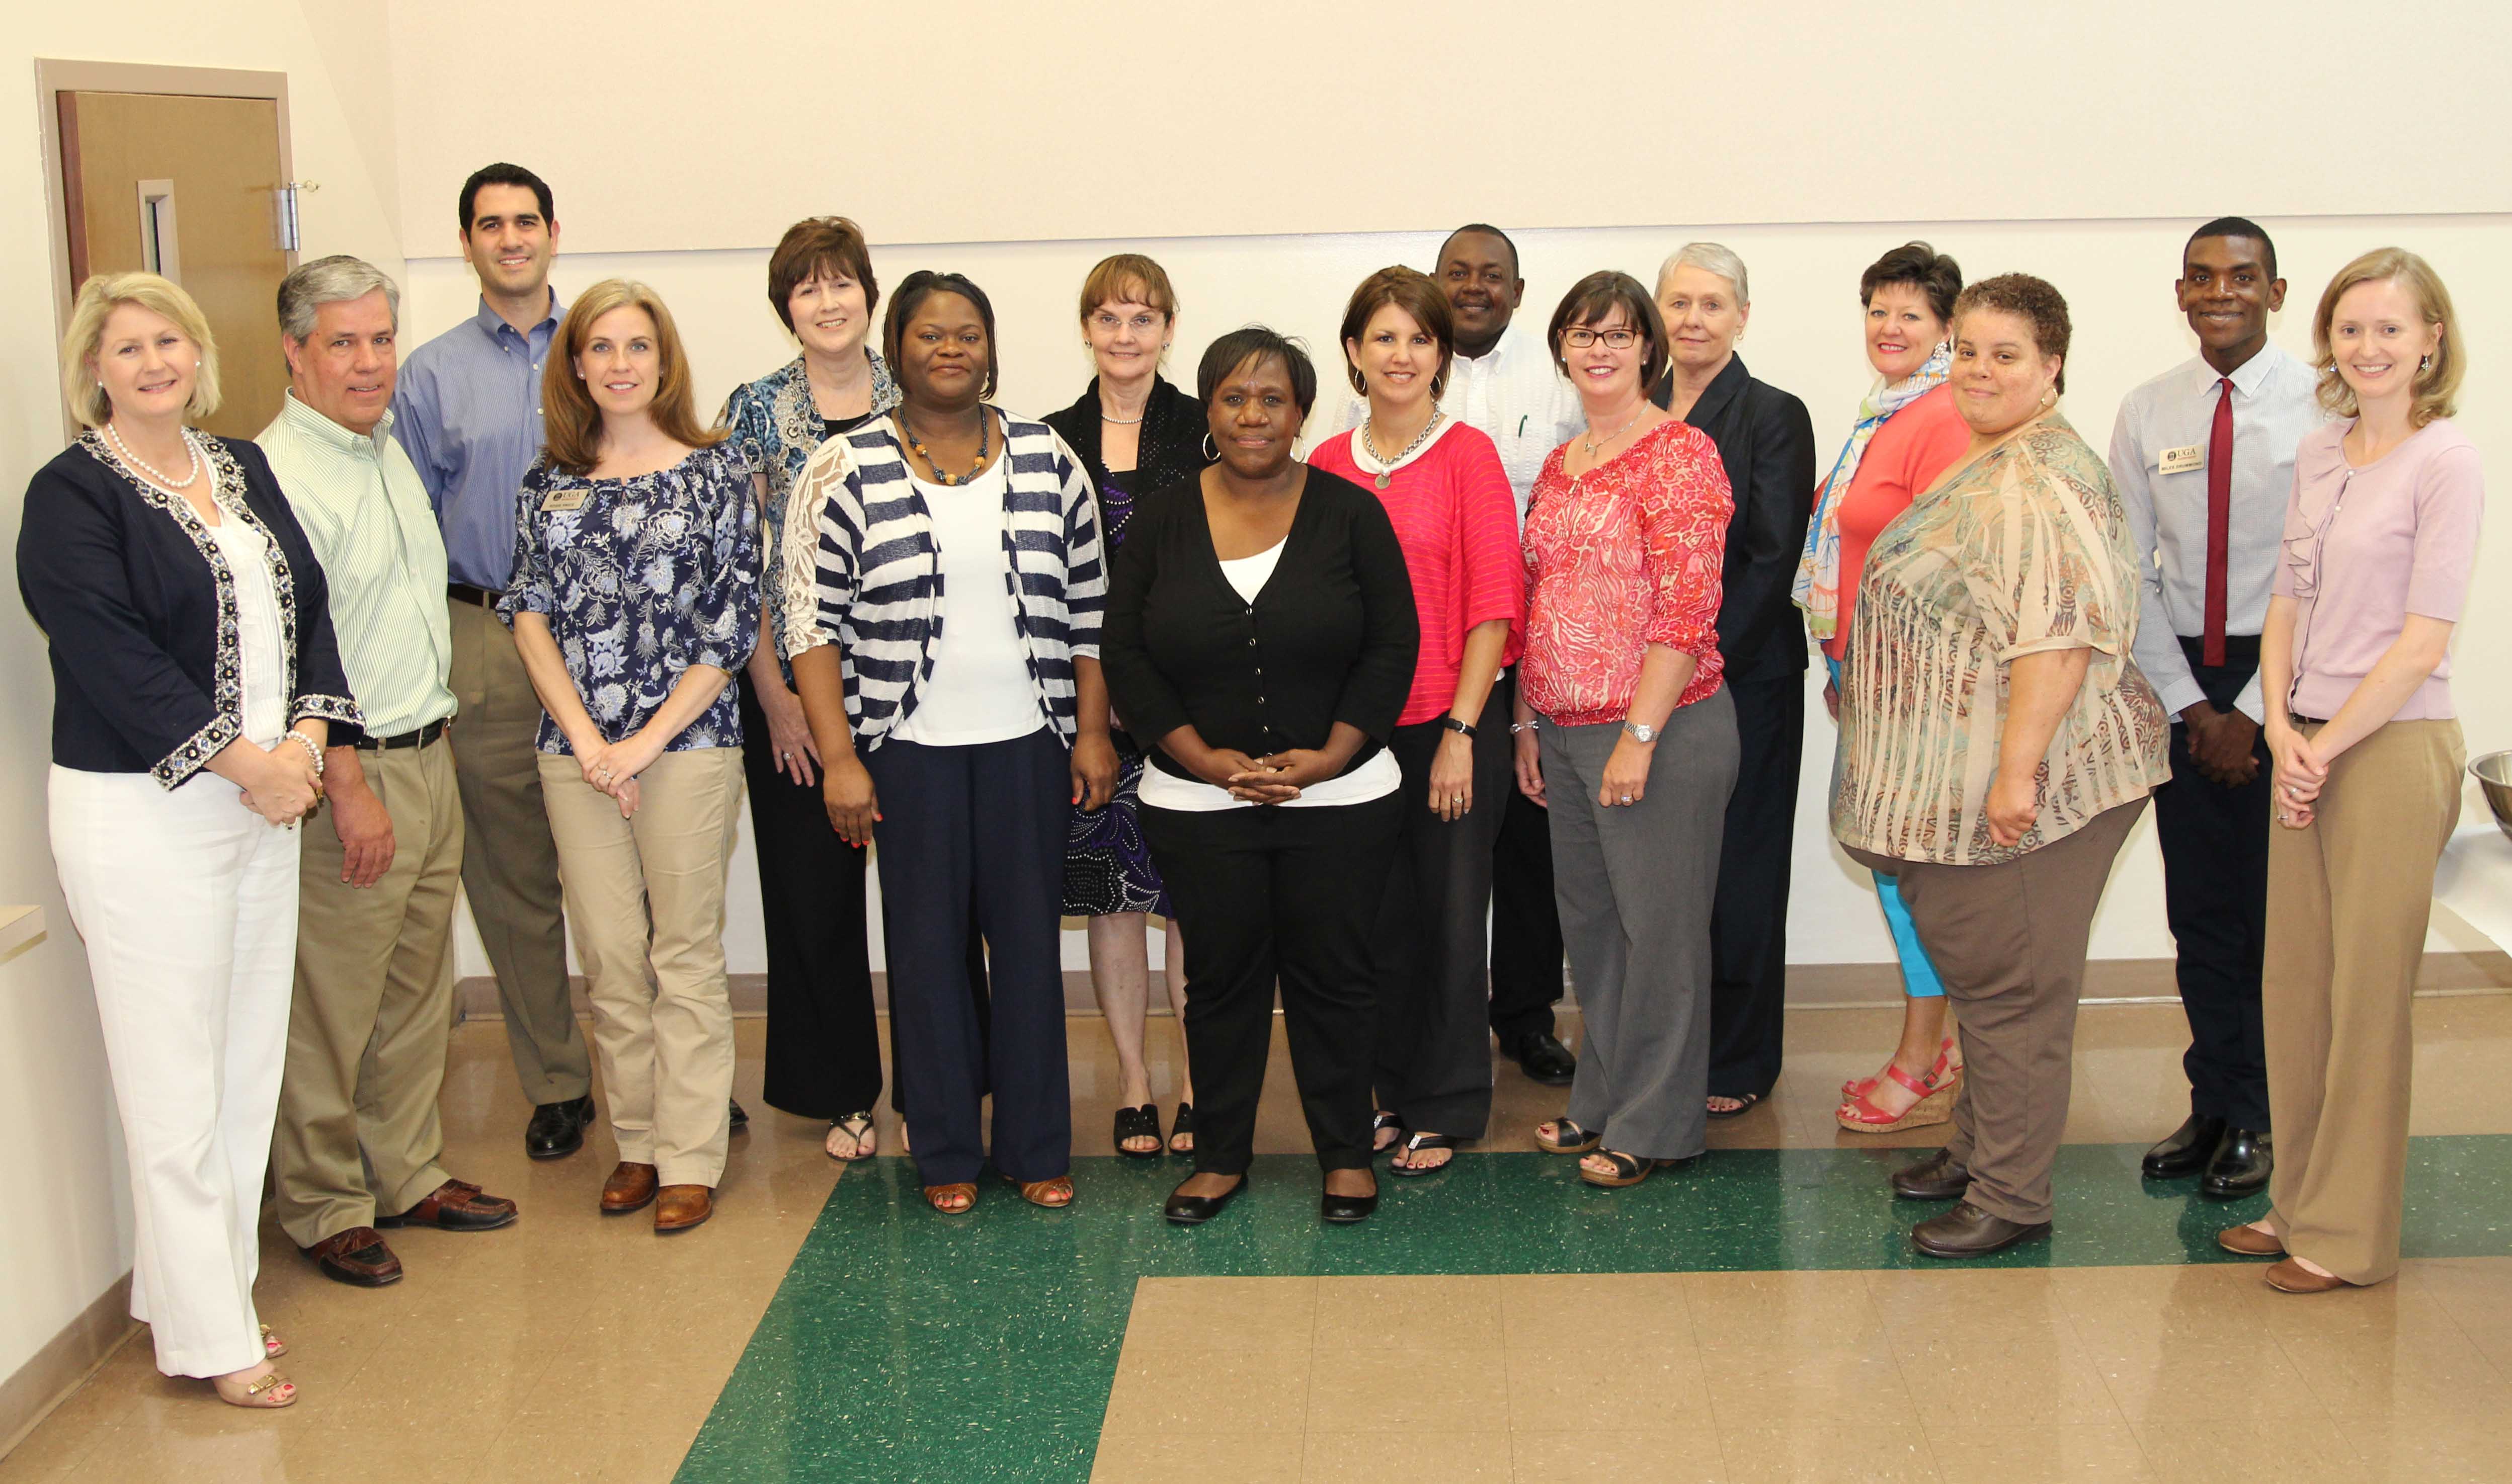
[1512,271,1737,1189]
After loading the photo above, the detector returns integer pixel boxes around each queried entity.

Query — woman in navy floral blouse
[503,278,759,1236]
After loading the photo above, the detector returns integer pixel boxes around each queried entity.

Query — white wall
[1,4,406,1392]
[414,210,2510,978]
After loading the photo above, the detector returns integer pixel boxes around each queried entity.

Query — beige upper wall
[387,0,2512,253]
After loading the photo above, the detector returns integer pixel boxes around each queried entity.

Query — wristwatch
[1623,719,1659,744]
[1441,716,1477,738]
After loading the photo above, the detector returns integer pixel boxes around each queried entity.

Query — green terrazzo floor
[673,1138,2512,1482]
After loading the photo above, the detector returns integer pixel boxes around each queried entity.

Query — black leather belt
[356,718,450,751]
[447,582,499,606]
[2289,714,2327,727]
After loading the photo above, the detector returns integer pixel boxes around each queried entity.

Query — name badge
[539,488,589,512]
[2159,444,2206,475]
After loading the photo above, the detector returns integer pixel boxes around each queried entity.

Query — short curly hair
[1859,241,1962,326]
[1953,273,2070,394]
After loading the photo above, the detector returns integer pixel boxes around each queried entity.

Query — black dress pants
[2153,635,2273,1130]
[1143,790,1403,1177]
[1706,669,1804,1100]
[1488,669,1565,1045]
[862,728,1072,1188]
[1370,690,1511,1137]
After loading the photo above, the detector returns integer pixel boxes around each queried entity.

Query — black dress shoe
[1890,1148,1971,1202]
[1912,1201,2052,1258]
[2200,1127,2273,1199]
[1509,1031,1577,1087]
[1164,1175,1247,1225]
[1320,1181,1379,1224]
[525,1095,594,1160]
[729,1099,748,1129]
[2142,1113,2226,1179]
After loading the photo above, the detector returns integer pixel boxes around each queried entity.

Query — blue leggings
[1828,656,1946,998]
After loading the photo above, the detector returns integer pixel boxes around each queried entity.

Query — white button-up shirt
[1340,321,1584,529]
[2106,343,2323,721]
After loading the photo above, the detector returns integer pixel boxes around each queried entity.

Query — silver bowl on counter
[2469,751,2512,843]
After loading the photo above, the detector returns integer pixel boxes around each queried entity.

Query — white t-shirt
[890,460,1046,746]
[1136,539,1401,812]
[208,515,290,746]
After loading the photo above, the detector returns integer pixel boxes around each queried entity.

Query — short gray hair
[277,255,400,343]
[1655,241,1750,305]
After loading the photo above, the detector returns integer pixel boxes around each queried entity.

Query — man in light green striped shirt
[259,256,516,1290]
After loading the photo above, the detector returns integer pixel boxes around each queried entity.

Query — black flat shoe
[2142,1113,2225,1179]
[1509,1031,1576,1087]
[728,1099,748,1130]
[1113,1103,1163,1159]
[524,1095,594,1160]
[1912,1200,2051,1258]
[1321,1181,1379,1224]
[1164,1174,1247,1225]
[2200,1127,2273,1199]
[1889,1148,1971,1202]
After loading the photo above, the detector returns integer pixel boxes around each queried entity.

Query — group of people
[17,149,2482,1412]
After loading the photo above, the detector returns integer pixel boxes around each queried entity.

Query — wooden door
[58,91,292,439]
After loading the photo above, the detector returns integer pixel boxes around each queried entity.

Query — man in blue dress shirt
[392,163,597,1159]
[2108,217,2322,1199]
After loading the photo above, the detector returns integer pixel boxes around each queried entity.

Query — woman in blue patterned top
[503,278,759,1236]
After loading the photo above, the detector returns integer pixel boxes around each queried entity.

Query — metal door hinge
[273,179,320,251]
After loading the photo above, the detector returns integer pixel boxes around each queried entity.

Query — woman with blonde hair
[502,279,760,1234]
[2222,249,2481,1291]
[19,272,359,1406]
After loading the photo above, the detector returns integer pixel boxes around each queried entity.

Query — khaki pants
[540,748,744,1188]
[1852,799,2145,1225]
[273,737,465,1247]
[448,596,589,1104]
[2265,718,2463,1285]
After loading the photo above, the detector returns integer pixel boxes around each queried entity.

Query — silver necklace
[107,422,201,490]
[1099,412,1144,425]
[1361,410,1443,490]
[1580,409,1645,459]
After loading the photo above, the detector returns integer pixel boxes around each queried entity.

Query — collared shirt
[1341,321,1585,528]
[2107,342,2322,721]
[392,289,566,591]
[257,393,456,739]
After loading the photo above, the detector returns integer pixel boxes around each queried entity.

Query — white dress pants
[50,766,301,1378]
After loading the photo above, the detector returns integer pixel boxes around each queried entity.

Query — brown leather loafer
[601,1162,659,1215]
[302,1225,403,1287]
[1912,1200,2052,1258]
[2217,1223,2286,1257]
[654,1184,713,1233]
[378,1178,518,1232]
[2265,1257,2354,1293]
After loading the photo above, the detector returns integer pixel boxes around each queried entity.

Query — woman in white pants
[19,273,359,1408]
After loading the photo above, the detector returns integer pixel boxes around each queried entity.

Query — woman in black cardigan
[1101,326,1418,1226]
[1042,254,1213,1160]
[19,274,358,1409]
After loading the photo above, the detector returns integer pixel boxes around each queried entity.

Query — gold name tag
[539,488,589,512]
[2159,444,2206,475]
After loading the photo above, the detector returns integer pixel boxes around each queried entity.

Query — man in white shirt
[2108,217,2321,1200]
[1348,225,1585,1086]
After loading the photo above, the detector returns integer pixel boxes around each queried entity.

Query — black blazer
[1041,375,1212,504]
[18,434,360,787]
[1101,467,1418,783]
[1653,354,1818,684]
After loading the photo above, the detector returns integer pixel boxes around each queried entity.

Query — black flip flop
[1390,1131,1457,1177]
[1371,1109,1407,1155]
[1706,1093,1763,1119]
[1112,1103,1163,1159]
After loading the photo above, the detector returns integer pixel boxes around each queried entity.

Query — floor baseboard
[0,1276,132,1461]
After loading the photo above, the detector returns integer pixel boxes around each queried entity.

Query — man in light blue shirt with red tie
[2109,217,2323,1200]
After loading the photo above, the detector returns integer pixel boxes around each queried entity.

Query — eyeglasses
[1562,328,1639,350]
[1090,312,1164,334]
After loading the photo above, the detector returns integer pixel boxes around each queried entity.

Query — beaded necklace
[897,408,993,486]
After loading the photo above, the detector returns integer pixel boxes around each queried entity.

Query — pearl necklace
[107,422,201,490]
[1361,410,1443,490]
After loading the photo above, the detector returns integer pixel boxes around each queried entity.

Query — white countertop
[2434,821,2512,951]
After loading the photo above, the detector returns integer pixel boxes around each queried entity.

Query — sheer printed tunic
[1833,419,2169,866]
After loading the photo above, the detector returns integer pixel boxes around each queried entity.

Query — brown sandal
[925,1182,977,1215]
[1009,1174,1075,1209]
[1579,1149,1676,1188]
[214,1368,298,1409]
[260,1324,287,1359]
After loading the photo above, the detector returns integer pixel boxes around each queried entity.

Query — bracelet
[1508,719,1540,735]
[1441,716,1478,739]
[284,730,326,777]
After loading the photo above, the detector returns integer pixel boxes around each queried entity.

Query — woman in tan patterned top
[1834,274,2170,1259]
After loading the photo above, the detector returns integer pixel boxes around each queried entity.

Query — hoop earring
[1202,433,1218,461]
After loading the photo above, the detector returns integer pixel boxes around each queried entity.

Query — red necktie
[2203,377,2232,667]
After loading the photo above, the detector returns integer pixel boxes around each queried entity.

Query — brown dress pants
[2265,718,2463,1285]
[1851,799,2146,1225]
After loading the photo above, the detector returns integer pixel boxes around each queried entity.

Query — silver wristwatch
[1622,719,1658,744]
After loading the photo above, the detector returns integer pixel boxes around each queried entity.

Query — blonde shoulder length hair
[59,272,221,428]
[539,278,723,475]
[2311,247,2464,429]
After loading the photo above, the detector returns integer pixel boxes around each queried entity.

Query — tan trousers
[272,738,464,1246]
[1852,799,2145,1225]
[2265,718,2463,1285]
[540,747,744,1188]
[448,595,589,1104]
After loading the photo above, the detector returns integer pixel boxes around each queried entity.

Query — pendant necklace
[899,409,992,486]
[1581,409,1645,459]
[1361,410,1443,490]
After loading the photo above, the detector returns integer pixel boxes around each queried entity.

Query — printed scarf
[1793,342,1951,640]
